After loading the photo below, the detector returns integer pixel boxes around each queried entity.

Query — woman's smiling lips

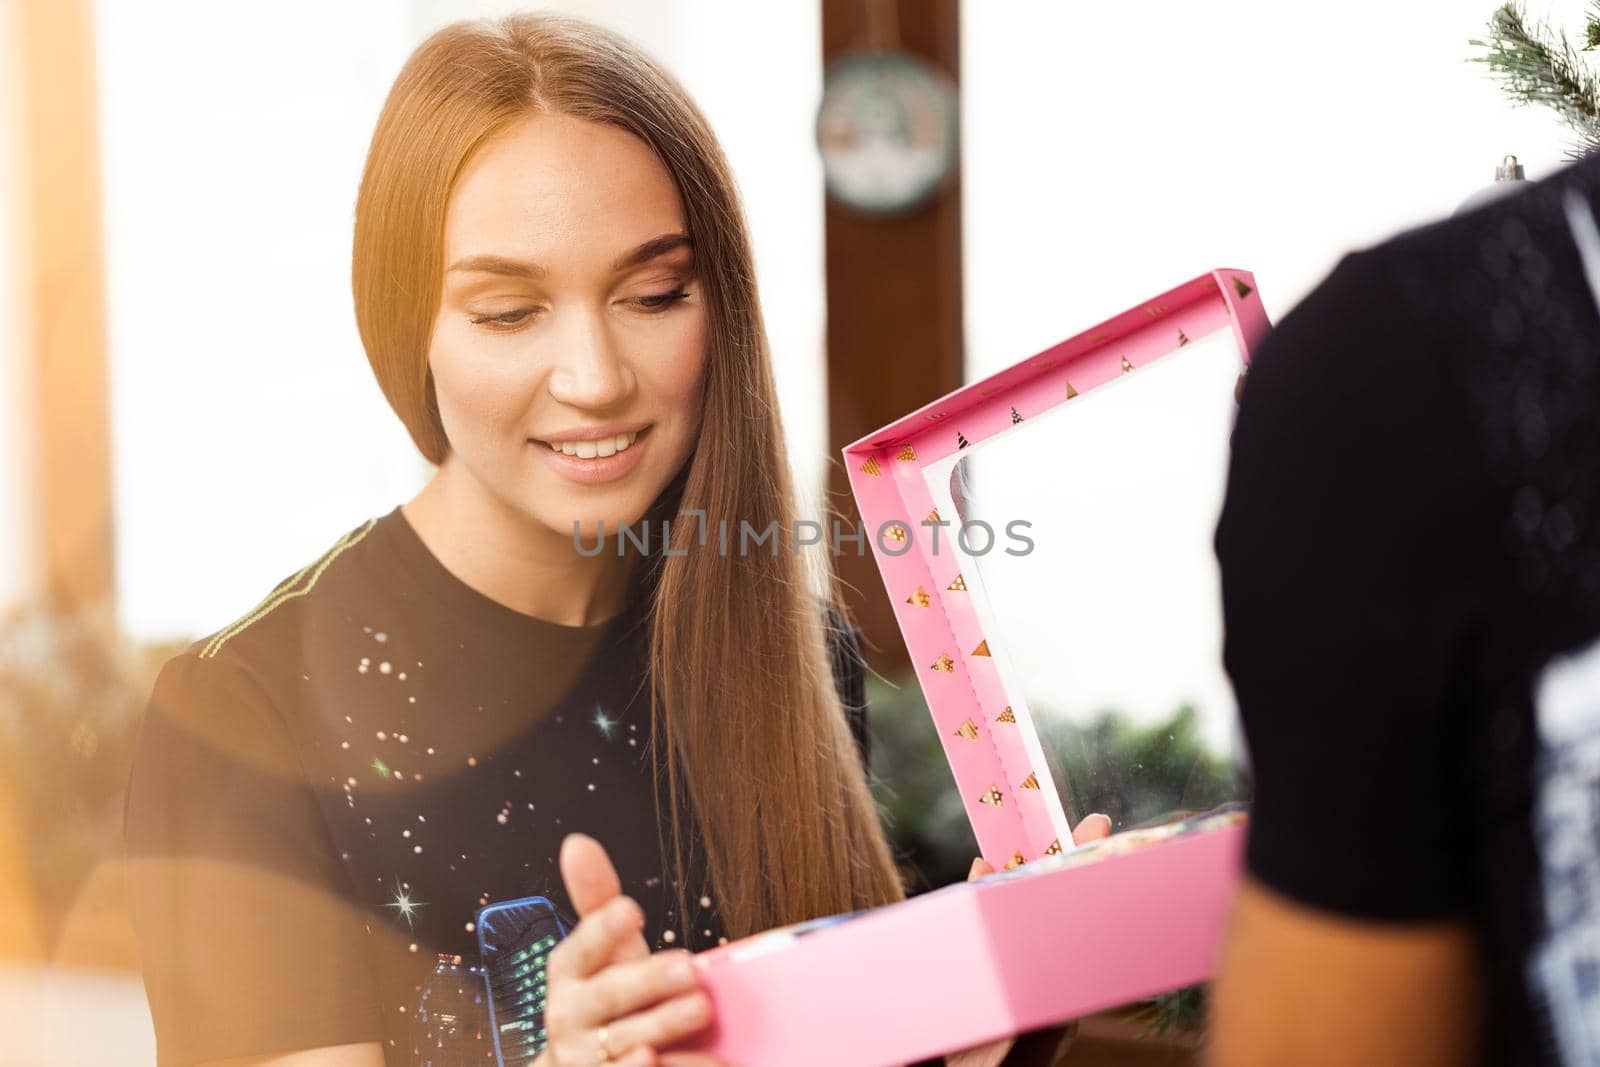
[530,424,652,484]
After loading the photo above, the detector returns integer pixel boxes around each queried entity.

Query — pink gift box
[683,269,1272,1066]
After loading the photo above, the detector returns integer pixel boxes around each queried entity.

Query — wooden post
[18,0,115,612]
[821,0,963,670]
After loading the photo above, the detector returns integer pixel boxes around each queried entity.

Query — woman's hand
[943,813,1113,1067]
[535,834,730,1067]
[1065,812,1112,847]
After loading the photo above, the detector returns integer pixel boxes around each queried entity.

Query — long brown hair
[351,11,904,937]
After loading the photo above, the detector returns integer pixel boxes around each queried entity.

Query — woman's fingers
[601,989,714,1057]
[658,1053,735,1067]
[548,894,644,982]
[550,1040,656,1067]
[559,833,651,963]
[966,812,1113,883]
[560,833,626,917]
[965,814,1109,888]
[944,1036,1015,1067]
[1071,813,1113,845]
[577,950,702,1027]
[545,839,715,1062]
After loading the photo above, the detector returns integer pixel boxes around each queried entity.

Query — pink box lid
[842,269,1270,868]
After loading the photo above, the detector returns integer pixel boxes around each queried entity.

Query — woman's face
[429,112,708,544]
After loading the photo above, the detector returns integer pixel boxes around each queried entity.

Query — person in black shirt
[1209,151,1600,1064]
[123,12,1106,1067]
[125,506,869,1064]
[122,11,908,1066]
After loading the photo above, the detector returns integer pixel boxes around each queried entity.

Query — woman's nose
[545,307,631,409]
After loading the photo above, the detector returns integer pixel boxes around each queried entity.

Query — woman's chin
[557,509,652,551]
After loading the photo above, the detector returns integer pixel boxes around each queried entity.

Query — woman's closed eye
[468,289,692,332]
[469,307,539,329]
[633,287,691,311]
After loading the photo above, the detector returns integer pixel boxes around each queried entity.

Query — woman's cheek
[668,318,711,424]
[433,340,537,437]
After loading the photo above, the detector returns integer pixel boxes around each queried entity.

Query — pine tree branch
[1472,2,1600,158]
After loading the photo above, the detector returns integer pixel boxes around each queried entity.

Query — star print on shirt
[383,876,428,930]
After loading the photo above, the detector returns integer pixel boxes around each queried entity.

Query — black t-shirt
[1215,154,1600,1064]
[123,504,871,1066]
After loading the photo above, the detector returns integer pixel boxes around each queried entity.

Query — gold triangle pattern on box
[971,640,990,657]
[995,706,1016,724]
[1177,329,1190,346]
[1232,277,1254,299]
[1020,772,1040,790]
[1044,839,1063,856]
[926,507,941,524]
[954,718,979,741]
[905,585,931,608]
[897,445,917,462]
[931,652,955,674]
[979,785,1004,807]
[947,574,967,592]
[1065,381,1079,399]
[887,524,907,544]
[859,456,881,477]
[957,432,970,449]
[1010,406,1024,424]
[1120,356,1135,374]
[1004,852,1027,871]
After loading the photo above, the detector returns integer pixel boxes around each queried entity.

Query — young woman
[123,12,1104,1067]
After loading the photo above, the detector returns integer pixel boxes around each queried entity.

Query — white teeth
[544,429,640,457]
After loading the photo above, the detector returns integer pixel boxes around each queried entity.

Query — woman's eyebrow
[446,233,693,278]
